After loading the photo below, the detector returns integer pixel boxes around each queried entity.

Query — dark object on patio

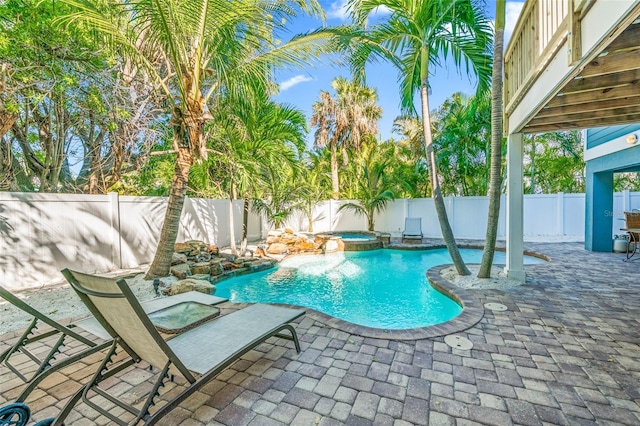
[622,211,640,261]
[54,268,305,426]
[402,217,423,242]
[0,402,30,426]
[0,402,53,426]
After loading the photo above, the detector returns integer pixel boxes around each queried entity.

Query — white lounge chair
[402,217,423,242]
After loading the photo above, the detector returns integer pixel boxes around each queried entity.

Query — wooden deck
[505,0,640,134]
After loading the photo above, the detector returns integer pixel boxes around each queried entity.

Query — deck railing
[504,0,578,114]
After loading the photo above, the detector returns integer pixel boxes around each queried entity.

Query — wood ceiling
[521,20,640,134]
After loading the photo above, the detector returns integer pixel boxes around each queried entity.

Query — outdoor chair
[0,284,226,404]
[50,268,304,426]
[622,210,640,260]
[402,217,423,242]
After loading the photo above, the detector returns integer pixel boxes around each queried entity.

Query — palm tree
[338,142,398,231]
[310,77,382,199]
[212,90,307,254]
[61,0,338,277]
[349,0,492,275]
[297,153,331,232]
[432,92,491,196]
[478,0,506,278]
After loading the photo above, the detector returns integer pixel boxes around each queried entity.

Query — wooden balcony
[504,0,640,135]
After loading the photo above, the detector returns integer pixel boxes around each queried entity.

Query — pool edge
[272,265,482,341]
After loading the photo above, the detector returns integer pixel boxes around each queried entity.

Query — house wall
[585,127,640,251]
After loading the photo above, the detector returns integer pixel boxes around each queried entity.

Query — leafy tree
[339,142,399,231]
[524,131,584,193]
[431,92,491,196]
[349,0,492,275]
[614,173,640,192]
[311,77,382,199]
[210,90,307,254]
[297,152,331,232]
[60,0,346,278]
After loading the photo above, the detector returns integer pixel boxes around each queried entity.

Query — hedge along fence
[2,191,639,290]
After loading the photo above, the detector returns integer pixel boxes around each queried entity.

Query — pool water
[215,249,545,329]
[338,233,377,241]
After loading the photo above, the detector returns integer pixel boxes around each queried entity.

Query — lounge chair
[402,217,423,242]
[51,268,304,426]
[0,284,226,403]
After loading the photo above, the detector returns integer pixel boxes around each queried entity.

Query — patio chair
[52,268,304,426]
[0,284,226,403]
[402,217,423,242]
[623,210,640,260]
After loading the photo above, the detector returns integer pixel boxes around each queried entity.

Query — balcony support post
[505,132,526,282]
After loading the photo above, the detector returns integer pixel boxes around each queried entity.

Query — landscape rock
[191,262,211,275]
[162,278,215,296]
[210,261,224,276]
[267,243,289,254]
[174,243,192,254]
[219,252,237,262]
[171,252,188,265]
[170,263,191,279]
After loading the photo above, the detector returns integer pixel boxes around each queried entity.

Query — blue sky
[272,0,525,145]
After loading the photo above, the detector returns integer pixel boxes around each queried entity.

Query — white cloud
[504,1,525,45]
[279,75,314,91]
[326,0,390,21]
[326,0,349,20]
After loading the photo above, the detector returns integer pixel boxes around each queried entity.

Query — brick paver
[1,241,639,425]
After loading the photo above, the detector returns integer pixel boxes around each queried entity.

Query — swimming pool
[214,249,545,330]
[337,233,377,241]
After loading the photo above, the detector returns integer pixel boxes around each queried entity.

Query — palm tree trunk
[145,145,192,278]
[240,193,249,256]
[229,180,237,255]
[308,214,314,232]
[420,70,469,275]
[479,0,505,278]
[330,140,339,199]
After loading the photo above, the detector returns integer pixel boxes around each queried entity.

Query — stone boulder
[174,243,192,254]
[191,262,211,275]
[171,252,188,265]
[170,263,191,279]
[219,252,237,262]
[190,274,211,281]
[210,261,224,276]
[267,243,289,255]
[162,278,215,296]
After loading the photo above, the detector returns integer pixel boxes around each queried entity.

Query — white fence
[0,193,263,290]
[284,191,639,239]
[1,191,639,290]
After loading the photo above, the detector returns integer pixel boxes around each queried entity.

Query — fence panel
[1,191,637,290]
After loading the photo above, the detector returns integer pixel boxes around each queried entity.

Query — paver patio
[1,241,639,425]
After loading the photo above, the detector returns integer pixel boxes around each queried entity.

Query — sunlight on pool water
[215,249,544,329]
